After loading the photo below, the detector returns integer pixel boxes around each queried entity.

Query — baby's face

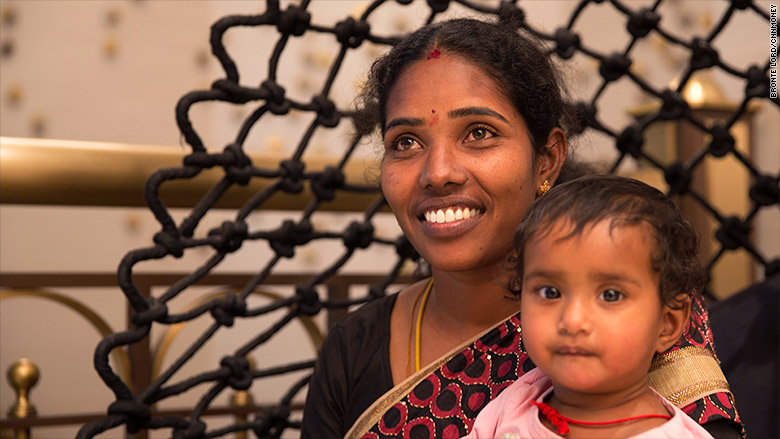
[520,219,668,398]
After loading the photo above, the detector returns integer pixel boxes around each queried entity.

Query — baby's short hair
[511,175,706,307]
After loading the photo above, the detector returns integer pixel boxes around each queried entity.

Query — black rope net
[78,0,779,438]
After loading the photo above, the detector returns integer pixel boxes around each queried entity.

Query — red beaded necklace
[531,400,672,435]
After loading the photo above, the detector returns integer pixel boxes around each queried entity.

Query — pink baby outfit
[464,368,713,438]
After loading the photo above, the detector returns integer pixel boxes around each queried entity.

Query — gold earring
[538,180,550,196]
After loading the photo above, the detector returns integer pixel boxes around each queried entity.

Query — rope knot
[312,95,341,128]
[210,292,247,327]
[616,124,644,158]
[279,159,305,193]
[708,123,735,157]
[270,219,313,258]
[553,28,580,60]
[220,355,252,390]
[343,221,374,250]
[276,4,310,37]
[395,236,419,260]
[251,405,291,437]
[154,230,185,258]
[599,53,632,81]
[749,175,779,206]
[334,17,370,48]
[715,216,751,250]
[224,143,253,185]
[260,80,290,115]
[659,90,689,120]
[745,65,769,98]
[310,166,345,201]
[627,8,660,37]
[173,420,206,439]
[223,143,251,168]
[426,0,450,13]
[569,101,596,135]
[108,399,151,434]
[131,296,169,326]
[295,285,322,316]
[664,162,691,195]
[497,1,525,26]
[690,37,719,70]
[208,221,248,253]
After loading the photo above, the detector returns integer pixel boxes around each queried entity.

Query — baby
[466,175,713,438]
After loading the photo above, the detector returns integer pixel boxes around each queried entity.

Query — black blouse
[301,294,397,439]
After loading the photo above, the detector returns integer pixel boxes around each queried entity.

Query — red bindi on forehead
[426,48,441,60]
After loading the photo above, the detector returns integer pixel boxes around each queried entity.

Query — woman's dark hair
[510,175,706,308]
[356,17,585,181]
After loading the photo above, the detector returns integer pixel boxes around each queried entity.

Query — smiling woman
[301,18,742,439]
[380,54,563,275]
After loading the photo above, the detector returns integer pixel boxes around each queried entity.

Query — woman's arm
[651,295,744,437]
[702,419,742,438]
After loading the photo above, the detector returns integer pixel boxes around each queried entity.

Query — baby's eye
[391,136,421,151]
[464,126,495,142]
[599,289,624,302]
[536,286,561,300]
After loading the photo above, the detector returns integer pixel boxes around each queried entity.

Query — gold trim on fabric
[345,310,518,439]
[649,346,731,407]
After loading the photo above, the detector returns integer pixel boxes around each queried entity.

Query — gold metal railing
[0,136,381,211]
[0,273,412,439]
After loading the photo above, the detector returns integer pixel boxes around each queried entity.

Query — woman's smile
[422,207,483,224]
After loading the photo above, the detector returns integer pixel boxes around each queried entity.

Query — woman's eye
[599,289,624,302]
[464,126,495,142]
[392,136,421,151]
[536,286,561,300]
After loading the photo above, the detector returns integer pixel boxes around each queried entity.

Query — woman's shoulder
[318,293,399,363]
[330,292,398,335]
[328,278,429,338]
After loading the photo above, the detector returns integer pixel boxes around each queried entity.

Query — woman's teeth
[423,207,481,224]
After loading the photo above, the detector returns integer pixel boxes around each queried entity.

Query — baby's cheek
[519,316,546,359]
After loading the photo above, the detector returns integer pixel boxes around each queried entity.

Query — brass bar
[0,137,381,211]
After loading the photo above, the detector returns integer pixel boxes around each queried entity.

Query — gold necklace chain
[407,278,434,375]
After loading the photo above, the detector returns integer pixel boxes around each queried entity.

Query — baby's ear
[656,294,691,354]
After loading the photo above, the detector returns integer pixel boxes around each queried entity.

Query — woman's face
[381,54,554,273]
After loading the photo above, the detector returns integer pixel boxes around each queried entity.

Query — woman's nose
[417,142,467,191]
[557,298,591,336]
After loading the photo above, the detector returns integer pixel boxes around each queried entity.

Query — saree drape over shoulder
[340,295,741,439]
